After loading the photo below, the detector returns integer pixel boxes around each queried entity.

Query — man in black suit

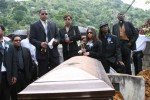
[0,25,17,100]
[30,8,60,77]
[112,12,138,75]
[11,35,32,100]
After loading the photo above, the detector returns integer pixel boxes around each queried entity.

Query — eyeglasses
[14,40,21,42]
[64,18,71,21]
[41,13,48,15]
[87,32,93,34]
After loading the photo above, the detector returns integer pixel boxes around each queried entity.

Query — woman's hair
[98,25,111,39]
[11,35,21,42]
[63,14,72,20]
[0,25,5,31]
[86,27,98,43]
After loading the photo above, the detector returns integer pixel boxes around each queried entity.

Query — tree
[12,5,28,13]
[0,0,150,35]
[12,10,26,23]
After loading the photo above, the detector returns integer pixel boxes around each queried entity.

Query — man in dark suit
[11,35,32,100]
[0,25,17,100]
[112,12,138,74]
[30,8,60,77]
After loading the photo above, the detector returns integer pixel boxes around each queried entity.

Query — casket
[18,56,115,100]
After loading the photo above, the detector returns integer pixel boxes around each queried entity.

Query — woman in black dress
[59,14,81,61]
[79,27,102,60]
[98,22,125,73]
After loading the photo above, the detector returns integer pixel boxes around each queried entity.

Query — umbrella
[78,26,87,34]
[7,30,28,39]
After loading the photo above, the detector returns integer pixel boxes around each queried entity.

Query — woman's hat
[99,22,108,28]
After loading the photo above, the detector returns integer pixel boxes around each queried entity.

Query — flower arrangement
[142,19,150,37]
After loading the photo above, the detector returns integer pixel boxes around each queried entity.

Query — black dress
[59,25,81,61]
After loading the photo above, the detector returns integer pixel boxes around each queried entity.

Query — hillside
[0,0,149,34]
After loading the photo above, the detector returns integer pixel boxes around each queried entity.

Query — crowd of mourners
[0,8,150,100]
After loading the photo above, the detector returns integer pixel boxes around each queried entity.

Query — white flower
[5,44,9,51]
[107,37,112,44]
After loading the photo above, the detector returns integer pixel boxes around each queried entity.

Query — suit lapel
[123,22,129,36]
[116,23,120,37]
[3,41,9,69]
[67,25,74,36]
[61,27,66,36]
[38,21,45,34]
[38,20,49,42]
[68,25,73,33]
[0,45,4,55]
[47,21,52,41]
[22,48,26,67]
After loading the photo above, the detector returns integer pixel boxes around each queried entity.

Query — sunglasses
[64,18,71,21]
[87,32,93,34]
[14,40,21,42]
[41,13,48,15]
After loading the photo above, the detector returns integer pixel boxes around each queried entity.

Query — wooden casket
[18,56,115,100]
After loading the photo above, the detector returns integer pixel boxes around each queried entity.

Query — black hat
[99,22,108,28]
[118,12,125,16]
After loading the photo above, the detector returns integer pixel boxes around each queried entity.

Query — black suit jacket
[0,41,17,85]
[101,34,122,63]
[112,21,138,50]
[59,26,81,52]
[85,40,102,60]
[30,20,60,60]
[14,47,32,82]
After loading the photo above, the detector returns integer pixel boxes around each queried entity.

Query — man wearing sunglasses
[30,8,60,77]
[11,35,32,100]
[112,12,138,75]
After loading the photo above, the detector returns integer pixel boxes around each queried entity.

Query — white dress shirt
[21,38,38,65]
[134,34,150,52]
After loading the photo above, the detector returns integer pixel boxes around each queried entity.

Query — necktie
[17,48,24,70]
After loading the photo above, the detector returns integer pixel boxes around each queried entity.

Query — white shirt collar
[40,19,47,24]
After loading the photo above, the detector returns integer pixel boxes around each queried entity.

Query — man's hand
[117,61,125,66]
[83,52,90,56]
[128,42,132,48]
[11,77,17,85]
[53,39,58,45]
[81,48,86,53]
[64,38,70,43]
[41,42,48,49]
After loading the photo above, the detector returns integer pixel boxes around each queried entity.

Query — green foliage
[0,1,8,13]
[12,10,26,23]
[12,5,28,13]
[0,0,149,35]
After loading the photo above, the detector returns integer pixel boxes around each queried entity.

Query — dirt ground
[137,69,150,100]
[113,91,124,100]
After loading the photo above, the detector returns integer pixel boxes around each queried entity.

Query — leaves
[0,0,149,35]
